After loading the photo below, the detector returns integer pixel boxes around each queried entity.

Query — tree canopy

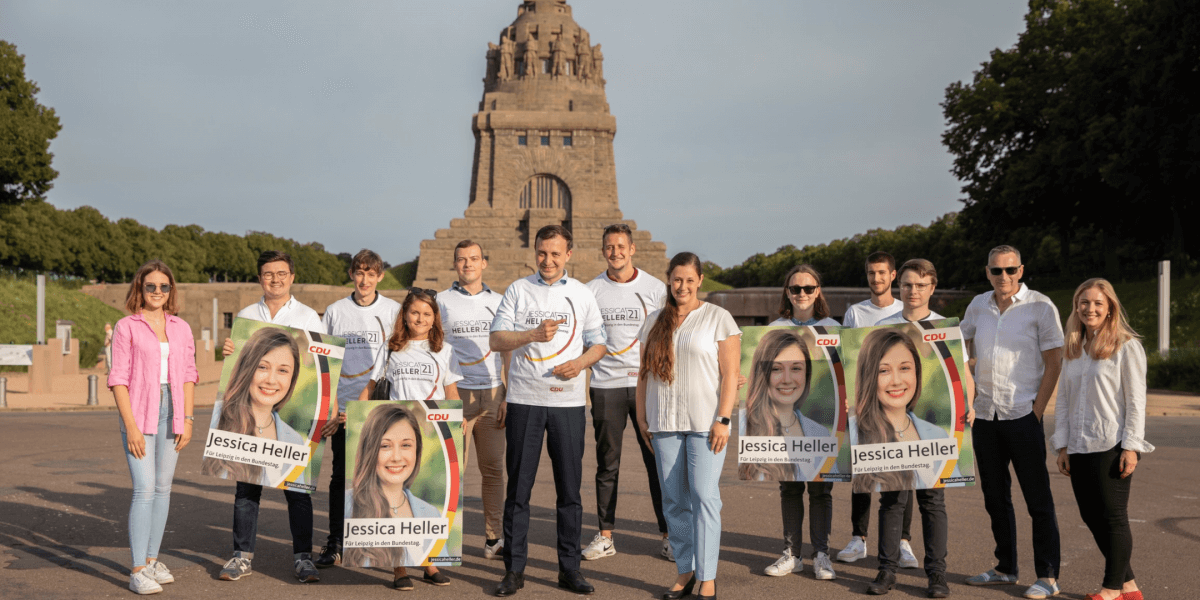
[0,40,61,206]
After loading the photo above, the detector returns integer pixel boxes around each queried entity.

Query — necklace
[255,419,274,435]
[893,417,913,439]
[778,411,799,435]
[390,493,410,515]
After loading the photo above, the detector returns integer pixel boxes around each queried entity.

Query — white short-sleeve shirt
[437,283,505,390]
[842,297,901,328]
[371,339,464,401]
[587,269,667,389]
[237,295,324,332]
[322,294,401,412]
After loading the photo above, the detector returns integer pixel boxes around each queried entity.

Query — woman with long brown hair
[636,252,741,600]
[1051,279,1152,600]
[109,260,198,595]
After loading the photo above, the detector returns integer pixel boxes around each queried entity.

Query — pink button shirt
[107,314,199,435]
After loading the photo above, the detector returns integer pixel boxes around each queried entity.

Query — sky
[1,0,1030,269]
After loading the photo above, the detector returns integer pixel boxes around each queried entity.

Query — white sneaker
[837,537,867,563]
[764,549,798,576]
[145,560,174,584]
[661,537,675,562]
[129,569,163,595]
[581,533,616,560]
[484,538,505,561]
[813,552,836,580]
[899,539,919,569]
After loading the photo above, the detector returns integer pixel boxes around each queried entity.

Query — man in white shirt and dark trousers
[315,249,401,569]
[837,251,918,571]
[218,250,326,584]
[582,224,669,562]
[961,245,1064,600]
[489,225,607,597]
[436,240,510,562]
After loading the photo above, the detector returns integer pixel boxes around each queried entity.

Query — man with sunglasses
[961,245,1064,600]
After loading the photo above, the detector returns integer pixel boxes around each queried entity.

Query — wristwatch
[713,415,731,426]
[184,416,195,422]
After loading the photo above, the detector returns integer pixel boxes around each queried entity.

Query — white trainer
[145,560,174,584]
[764,549,798,577]
[129,569,163,595]
[899,539,920,569]
[581,533,616,560]
[484,538,505,561]
[813,552,836,580]
[837,537,868,563]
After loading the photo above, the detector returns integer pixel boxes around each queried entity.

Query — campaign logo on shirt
[600,307,643,323]
[391,362,435,378]
[522,311,571,328]
[341,330,382,348]
[448,320,491,335]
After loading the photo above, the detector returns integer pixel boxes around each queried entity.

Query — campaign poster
[342,400,464,568]
[737,326,850,482]
[201,318,344,493]
[840,318,975,492]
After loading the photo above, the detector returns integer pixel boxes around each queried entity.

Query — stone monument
[414,0,668,291]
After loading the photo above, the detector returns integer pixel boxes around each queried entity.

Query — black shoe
[423,569,450,586]
[314,544,341,568]
[558,570,595,595]
[926,572,950,598]
[393,575,414,591]
[662,575,696,600]
[695,580,716,600]
[867,570,896,595]
[495,571,524,597]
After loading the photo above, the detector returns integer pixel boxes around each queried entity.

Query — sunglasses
[143,284,172,294]
[408,287,438,297]
[787,285,819,295]
[988,266,1022,276]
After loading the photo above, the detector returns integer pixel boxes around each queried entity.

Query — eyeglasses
[408,287,438,297]
[143,284,172,294]
[787,285,819,296]
[988,266,1022,276]
[900,283,931,292]
[260,270,292,281]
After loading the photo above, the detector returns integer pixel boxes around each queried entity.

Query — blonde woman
[1051,279,1153,600]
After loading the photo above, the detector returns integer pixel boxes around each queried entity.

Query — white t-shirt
[370,339,464,401]
[159,342,170,384]
[769,316,841,327]
[322,293,401,412]
[842,296,901,328]
[637,302,741,433]
[437,284,504,390]
[237,295,324,332]
[874,310,945,326]
[490,274,606,408]
[586,269,667,389]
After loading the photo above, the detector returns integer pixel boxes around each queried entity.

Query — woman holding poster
[360,288,461,589]
[201,327,306,488]
[636,252,741,600]
[109,260,198,595]
[1052,279,1153,600]
[740,327,837,581]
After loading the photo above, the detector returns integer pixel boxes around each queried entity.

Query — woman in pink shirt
[108,260,198,595]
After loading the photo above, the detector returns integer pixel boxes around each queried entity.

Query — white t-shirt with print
[586,269,667,389]
[874,310,945,326]
[322,294,401,412]
[371,339,464,401]
[842,297,901,328]
[437,285,504,390]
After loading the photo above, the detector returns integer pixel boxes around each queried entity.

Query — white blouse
[1051,338,1154,455]
[638,302,740,433]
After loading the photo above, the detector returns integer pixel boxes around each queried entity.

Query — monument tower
[414,0,668,290]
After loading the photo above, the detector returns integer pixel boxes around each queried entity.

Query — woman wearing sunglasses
[759,264,841,579]
[108,260,198,595]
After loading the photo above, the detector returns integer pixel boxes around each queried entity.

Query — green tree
[0,40,61,206]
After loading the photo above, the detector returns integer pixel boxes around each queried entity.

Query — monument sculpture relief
[414,0,668,291]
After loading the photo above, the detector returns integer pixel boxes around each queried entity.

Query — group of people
[108,229,1151,600]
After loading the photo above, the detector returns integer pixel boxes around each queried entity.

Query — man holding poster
[961,246,1063,599]
[214,250,328,584]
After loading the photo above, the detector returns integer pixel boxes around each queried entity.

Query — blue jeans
[121,384,179,567]
[652,431,726,581]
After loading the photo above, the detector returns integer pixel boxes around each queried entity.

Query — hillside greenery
[0,274,126,370]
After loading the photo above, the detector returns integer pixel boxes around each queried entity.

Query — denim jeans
[121,384,180,567]
[878,488,947,577]
[653,431,726,581]
[232,482,314,555]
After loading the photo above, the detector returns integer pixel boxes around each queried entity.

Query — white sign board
[0,345,34,366]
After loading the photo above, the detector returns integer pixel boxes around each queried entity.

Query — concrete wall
[706,287,976,326]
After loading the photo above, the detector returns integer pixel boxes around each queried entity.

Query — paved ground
[0,410,1196,600]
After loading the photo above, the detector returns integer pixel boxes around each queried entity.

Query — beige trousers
[462,385,507,540]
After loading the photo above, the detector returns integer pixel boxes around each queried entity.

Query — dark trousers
[878,488,946,576]
[1070,445,1136,590]
[589,387,668,534]
[851,490,913,540]
[325,423,346,546]
[974,412,1061,578]
[781,481,833,556]
[233,482,313,555]
[503,403,586,573]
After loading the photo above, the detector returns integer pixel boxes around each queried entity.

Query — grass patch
[700,278,732,293]
[342,270,406,291]
[0,275,127,370]
[1148,349,1200,394]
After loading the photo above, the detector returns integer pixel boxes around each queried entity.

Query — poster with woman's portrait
[737,326,850,482]
[201,318,344,492]
[342,400,463,568]
[840,318,976,493]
